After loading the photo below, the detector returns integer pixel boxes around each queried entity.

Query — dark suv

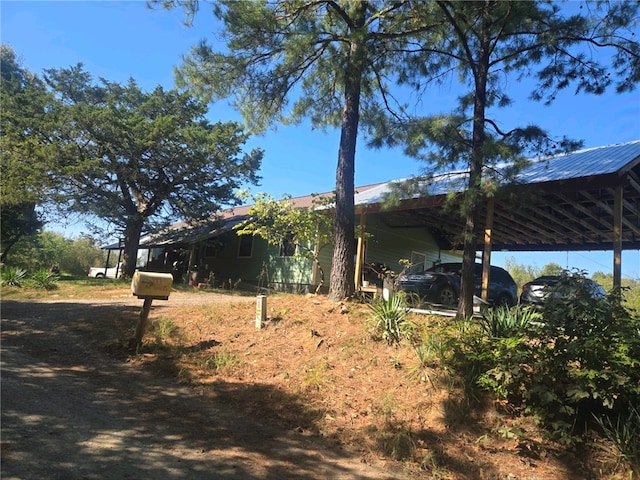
[397,262,517,308]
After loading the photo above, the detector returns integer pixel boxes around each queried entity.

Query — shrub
[528,272,640,429]
[368,293,413,345]
[1,266,27,287]
[479,304,540,338]
[446,270,640,450]
[29,269,59,290]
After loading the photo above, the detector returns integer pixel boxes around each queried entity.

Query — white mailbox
[131,271,173,300]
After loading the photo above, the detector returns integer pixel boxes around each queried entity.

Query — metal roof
[129,185,387,250]
[518,140,640,183]
[356,140,640,252]
[355,140,640,206]
[137,217,247,249]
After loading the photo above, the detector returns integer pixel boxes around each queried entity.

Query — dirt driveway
[1,294,408,480]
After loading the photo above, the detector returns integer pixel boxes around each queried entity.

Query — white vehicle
[88,264,122,279]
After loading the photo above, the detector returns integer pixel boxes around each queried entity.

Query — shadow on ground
[0,300,404,480]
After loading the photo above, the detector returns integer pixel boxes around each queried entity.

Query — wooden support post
[104,249,112,277]
[255,295,267,329]
[186,245,197,285]
[354,211,366,292]
[131,298,153,352]
[115,246,123,279]
[613,185,623,298]
[481,197,495,303]
[311,225,320,287]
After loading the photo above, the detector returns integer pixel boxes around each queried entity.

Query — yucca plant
[1,266,27,287]
[479,304,539,338]
[368,293,413,345]
[594,405,640,473]
[29,269,60,290]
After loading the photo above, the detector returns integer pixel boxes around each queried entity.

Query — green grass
[198,350,242,374]
[0,277,259,301]
[1,277,131,300]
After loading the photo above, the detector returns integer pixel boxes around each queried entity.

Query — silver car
[520,275,605,307]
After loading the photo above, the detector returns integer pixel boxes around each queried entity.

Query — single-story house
[137,184,461,292]
[131,139,639,293]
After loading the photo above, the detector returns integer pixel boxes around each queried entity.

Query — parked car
[397,262,517,308]
[88,264,122,279]
[520,275,606,307]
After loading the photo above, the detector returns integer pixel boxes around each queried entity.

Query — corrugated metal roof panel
[120,141,639,249]
[518,140,640,183]
[355,140,640,206]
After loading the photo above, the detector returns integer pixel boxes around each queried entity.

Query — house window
[204,239,223,257]
[279,233,296,257]
[238,235,253,257]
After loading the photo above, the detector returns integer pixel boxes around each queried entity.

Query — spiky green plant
[479,305,539,338]
[594,405,640,473]
[368,293,413,345]
[408,334,453,387]
[29,269,59,290]
[1,266,27,287]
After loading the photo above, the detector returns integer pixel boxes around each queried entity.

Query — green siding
[363,214,460,274]
[188,212,460,291]
[192,232,314,291]
[315,213,461,288]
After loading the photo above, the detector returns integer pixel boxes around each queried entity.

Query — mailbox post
[130,271,173,351]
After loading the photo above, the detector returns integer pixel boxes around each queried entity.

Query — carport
[353,140,640,294]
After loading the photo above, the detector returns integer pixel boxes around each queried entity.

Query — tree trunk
[458,190,480,318]
[121,216,144,278]
[0,237,19,264]
[328,11,366,302]
[458,23,490,318]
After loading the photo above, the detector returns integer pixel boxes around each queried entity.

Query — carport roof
[355,140,640,252]
[355,140,640,204]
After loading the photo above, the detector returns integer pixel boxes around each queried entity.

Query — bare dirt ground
[0,287,628,480]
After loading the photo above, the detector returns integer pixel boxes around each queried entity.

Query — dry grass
[4,282,634,479]
[125,292,631,479]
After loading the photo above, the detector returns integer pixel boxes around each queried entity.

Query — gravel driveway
[1,295,407,480]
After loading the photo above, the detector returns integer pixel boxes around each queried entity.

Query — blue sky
[2,1,639,278]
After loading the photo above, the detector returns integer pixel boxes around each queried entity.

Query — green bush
[29,269,60,290]
[449,316,532,406]
[368,293,414,345]
[447,270,640,451]
[528,272,640,425]
[1,265,27,287]
[5,231,107,276]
